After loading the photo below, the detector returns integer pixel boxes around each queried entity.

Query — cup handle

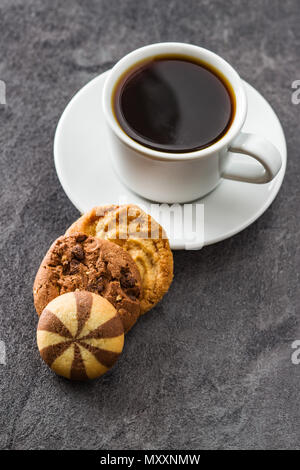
[222,132,282,183]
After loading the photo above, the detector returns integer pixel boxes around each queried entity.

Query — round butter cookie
[65,205,174,313]
[37,291,124,380]
[33,233,141,332]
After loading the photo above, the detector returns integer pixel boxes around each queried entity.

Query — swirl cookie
[37,291,124,380]
[66,205,174,313]
[33,233,141,332]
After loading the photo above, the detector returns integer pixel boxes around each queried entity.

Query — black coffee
[112,55,235,153]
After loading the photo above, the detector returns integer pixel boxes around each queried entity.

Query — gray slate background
[0,0,300,450]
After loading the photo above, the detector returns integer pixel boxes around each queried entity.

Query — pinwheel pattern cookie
[37,291,124,380]
[66,205,174,313]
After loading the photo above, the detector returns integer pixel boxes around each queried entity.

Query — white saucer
[54,70,286,250]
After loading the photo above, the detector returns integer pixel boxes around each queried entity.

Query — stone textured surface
[0,0,300,450]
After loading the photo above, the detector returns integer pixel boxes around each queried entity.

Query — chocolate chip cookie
[33,233,142,332]
[37,291,124,380]
[65,205,174,313]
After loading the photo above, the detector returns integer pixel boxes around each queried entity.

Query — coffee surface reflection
[113,56,234,153]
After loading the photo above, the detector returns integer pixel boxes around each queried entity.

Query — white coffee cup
[102,42,282,203]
